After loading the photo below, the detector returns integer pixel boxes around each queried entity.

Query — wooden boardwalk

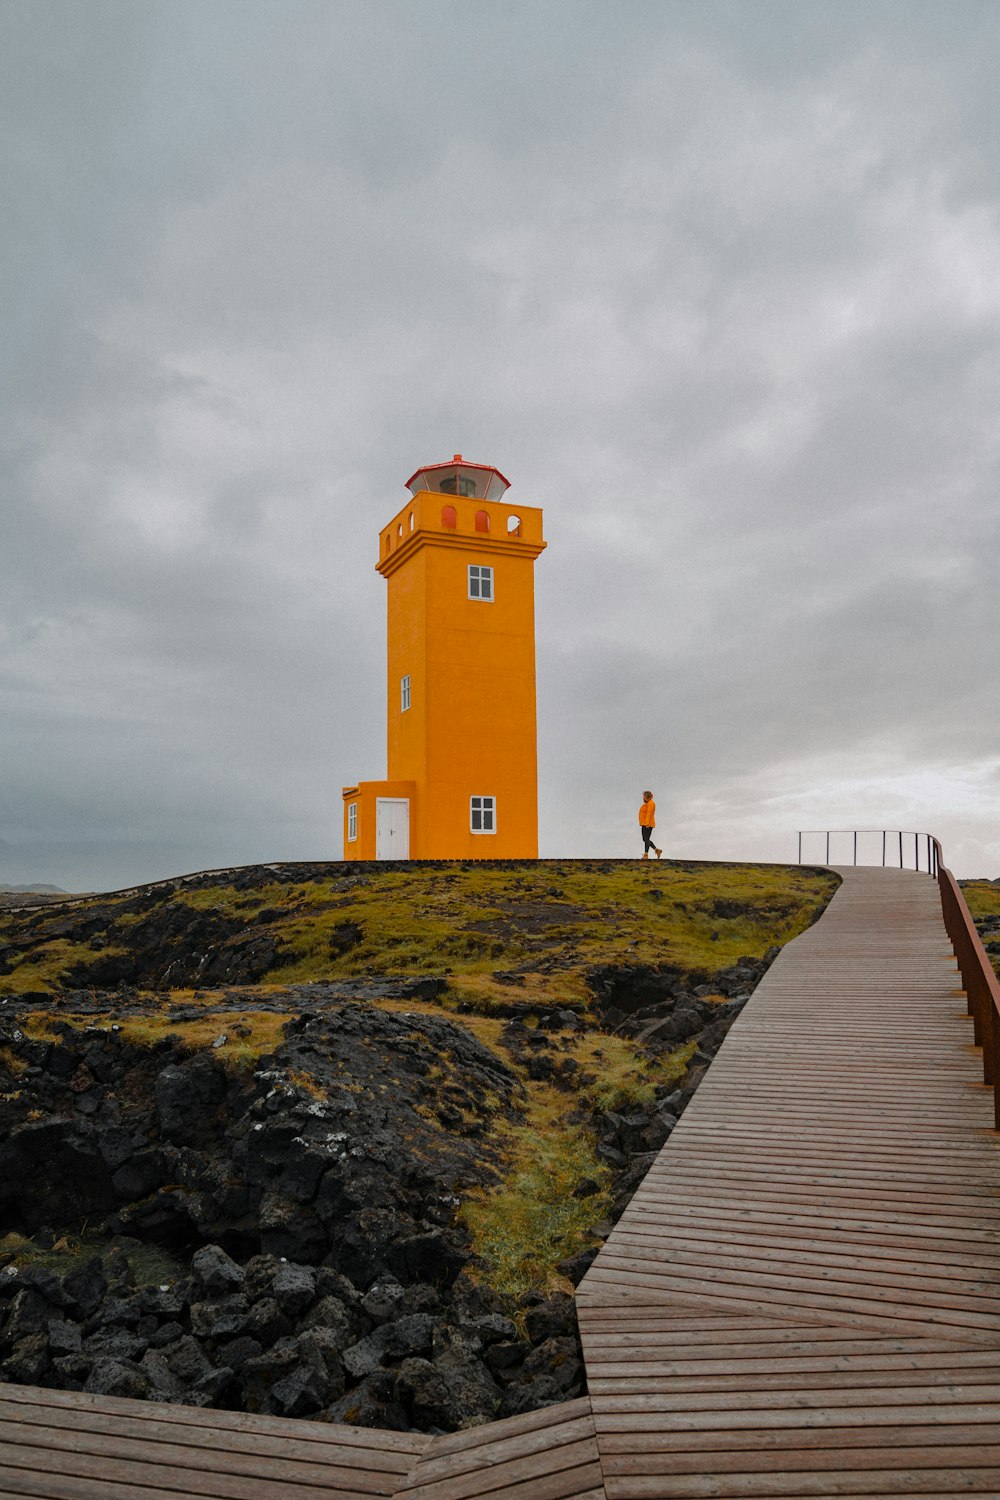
[1,866,998,1498]
[576,866,1000,1496]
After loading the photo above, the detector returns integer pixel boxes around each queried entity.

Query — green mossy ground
[0,859,838,1294]
[264,861,832,996]
[0,857,834,997]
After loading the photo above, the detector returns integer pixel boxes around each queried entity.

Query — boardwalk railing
[933,835,1000,1129]
[800,829,998,1128]
[798,826,939,872]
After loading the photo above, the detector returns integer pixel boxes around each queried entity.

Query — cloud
[2,0,999,887]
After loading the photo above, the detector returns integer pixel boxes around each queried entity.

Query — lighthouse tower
[343,456,546,859]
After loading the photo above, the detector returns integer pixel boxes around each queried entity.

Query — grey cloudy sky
[2,0,999,889]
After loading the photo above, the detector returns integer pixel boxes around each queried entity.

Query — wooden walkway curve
[1,865,998,1498]
[577,866,1000,1496]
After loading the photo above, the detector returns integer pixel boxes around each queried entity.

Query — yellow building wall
[385,548,429,847]
[377,490,545,859]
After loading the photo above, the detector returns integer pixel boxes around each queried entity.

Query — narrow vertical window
[347,803,358,842]
[441,504,457,529]
[470,796,496,833]
[468,564,493,601]
[401,674,411,712]
[474,509,490,533]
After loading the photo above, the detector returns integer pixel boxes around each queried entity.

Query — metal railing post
[797,832,802,864]
[898,830,903,868]
[882,830,886,867]
[853,831,857,865]
[826,832,830,864]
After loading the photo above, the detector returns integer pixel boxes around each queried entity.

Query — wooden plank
[402,1442,602,1500]
[600,1470,1000,1497]
[0,1435,397,1499]
[0,1401,415,1475]
[0,1384,427,1457]
[416,1398,593,1456]
[595,1239,1000,1297]
[401,1413,596,1486]
[582,1260,1000,1329]
[597,1424,1000,1456]
[0,1418,403,1491]
[601,1448,1000,1479]
[0,1468,214,1500]
[590,1388,1000,1422]
[587,1374,1000,1404]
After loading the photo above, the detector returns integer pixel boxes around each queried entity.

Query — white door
[376,798,410,860]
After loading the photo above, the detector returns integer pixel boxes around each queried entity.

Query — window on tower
[401,674,411,712]
[347,803,358,842]
[440,475,477,497]
[468,564,493,601]
[441,504,457,529]
[470,796,496,833]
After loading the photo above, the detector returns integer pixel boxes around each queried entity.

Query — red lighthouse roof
[404,454,511,502]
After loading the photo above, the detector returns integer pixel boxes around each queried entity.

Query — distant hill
[0,883,68,895]
[0,884,79,910]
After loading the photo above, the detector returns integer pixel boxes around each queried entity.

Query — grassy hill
[0,858,837,1298]
[0,857,834,1000]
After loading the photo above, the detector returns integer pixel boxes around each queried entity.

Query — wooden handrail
[933,838,1000,1130]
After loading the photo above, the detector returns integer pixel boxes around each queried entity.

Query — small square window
[401,674,411,712]
[468,564,493,601]
[470,795,496,834]
[347,803,357,842]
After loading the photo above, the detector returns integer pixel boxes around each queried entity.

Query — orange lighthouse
[343,456,546,859]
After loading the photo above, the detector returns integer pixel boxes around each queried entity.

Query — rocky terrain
[0,858,837,1431]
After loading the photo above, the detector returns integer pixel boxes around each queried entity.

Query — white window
[470,796,496,834]
[401,674,411,712]
[468,564,493,601]
[347,803,357,842]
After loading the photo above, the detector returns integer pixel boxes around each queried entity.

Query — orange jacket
[638,799,656,827]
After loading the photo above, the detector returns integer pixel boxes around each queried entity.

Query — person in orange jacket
[638,790,662,860]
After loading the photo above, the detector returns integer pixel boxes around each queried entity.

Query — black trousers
[641,825,656,852]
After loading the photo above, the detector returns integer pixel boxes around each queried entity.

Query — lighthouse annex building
[343,456,546,860]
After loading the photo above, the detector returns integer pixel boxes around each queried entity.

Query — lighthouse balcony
[377,492,544,575]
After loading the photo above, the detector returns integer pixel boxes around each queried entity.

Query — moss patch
[0,939,129,996]
[0,1230,184,1285]
[459,1108,610,1301]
